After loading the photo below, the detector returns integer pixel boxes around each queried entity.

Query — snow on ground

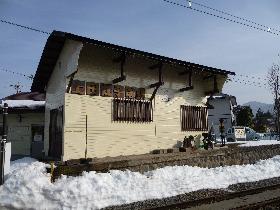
[1,156,280,209]
[1,100,45,109]
[239,140,280,147]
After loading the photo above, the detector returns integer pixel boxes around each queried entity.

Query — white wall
[208,97,233,136]
[44,40,83,157]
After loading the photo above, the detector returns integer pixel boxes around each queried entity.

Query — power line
[237,73,268,81]
[0,18,50,35]
[227,79,268,89]
[0,68,34,80]
[228,75,269,88]
[190,0,280,33]
[162,0,279,36]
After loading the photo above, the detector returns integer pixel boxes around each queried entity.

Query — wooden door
[48,106,63,159]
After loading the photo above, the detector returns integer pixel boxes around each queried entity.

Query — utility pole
[0,103,8,185]
[274,75,280,141]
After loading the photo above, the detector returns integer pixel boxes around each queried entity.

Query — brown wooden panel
[112,98,152,122]
[49,106,63,160]
[181,105,208,131]
[113,85,125,98]
[71,80,85,95]
[136,88,145,100]
[86,82,99,96]
[100,84,113,97]
[125,86,136,99]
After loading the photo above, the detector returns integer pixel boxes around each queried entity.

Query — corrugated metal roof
[31,31,235,92]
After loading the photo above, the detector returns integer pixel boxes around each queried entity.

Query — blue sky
[0,0,279,104]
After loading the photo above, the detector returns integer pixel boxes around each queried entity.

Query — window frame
[112,98,153,123]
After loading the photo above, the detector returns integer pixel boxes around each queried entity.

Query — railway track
[188,188,280,210]
[232,197,280,209]
[104,177,280,210]
[149,184,280,210]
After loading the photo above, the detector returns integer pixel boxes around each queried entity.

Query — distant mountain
[243,101,274,116]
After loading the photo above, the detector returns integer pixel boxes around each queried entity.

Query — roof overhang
[0,107,45,114]
[31,31,236,93]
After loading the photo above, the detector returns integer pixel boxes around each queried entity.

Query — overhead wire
[227,74,269,89]
[0,11,275,91]
[0,18,50,35]
[0,68,34,80]
[161,0,279,36]
[190,0,280,33]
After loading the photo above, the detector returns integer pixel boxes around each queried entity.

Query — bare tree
[267,63,280,140]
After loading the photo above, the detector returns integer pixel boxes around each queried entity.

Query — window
[181,105,208,131]
[112,98,153,122]
[31,125,44,142]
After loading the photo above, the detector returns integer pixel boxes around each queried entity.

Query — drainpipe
[0,103,8,185]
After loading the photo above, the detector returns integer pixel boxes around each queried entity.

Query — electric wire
[0,68,34,80]
[0,18,50,35]
[228,75,269,88]
[0,14,274,90]
[190,0,280,33]
[162,0,279,36]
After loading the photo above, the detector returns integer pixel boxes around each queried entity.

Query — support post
[85,115,88,158]
[0,103,8,185]
[276,76,279,141]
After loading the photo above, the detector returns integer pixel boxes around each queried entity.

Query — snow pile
[1,100,45,109]
[239,140,280,147]
[1,156,280,209]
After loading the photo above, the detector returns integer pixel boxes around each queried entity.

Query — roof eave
[31,31,235,93]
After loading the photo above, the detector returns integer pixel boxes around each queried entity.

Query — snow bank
[239,140,280,147]
[1,156,280,209]
[1,100,45,109]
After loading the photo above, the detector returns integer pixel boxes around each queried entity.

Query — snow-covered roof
[208,93,237,106]
[0,100,45,109]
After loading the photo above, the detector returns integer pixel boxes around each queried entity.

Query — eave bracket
[112,52,126,84]
[178,69,193,92]
[149,62,164,101]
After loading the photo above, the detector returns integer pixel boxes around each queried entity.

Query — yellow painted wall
[62,44,227,160]
[0,113,44,155]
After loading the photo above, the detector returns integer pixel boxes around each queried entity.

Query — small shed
[0,92,45,160]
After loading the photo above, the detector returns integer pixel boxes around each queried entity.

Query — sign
[235,128,246,139]
[33,134,43,142]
